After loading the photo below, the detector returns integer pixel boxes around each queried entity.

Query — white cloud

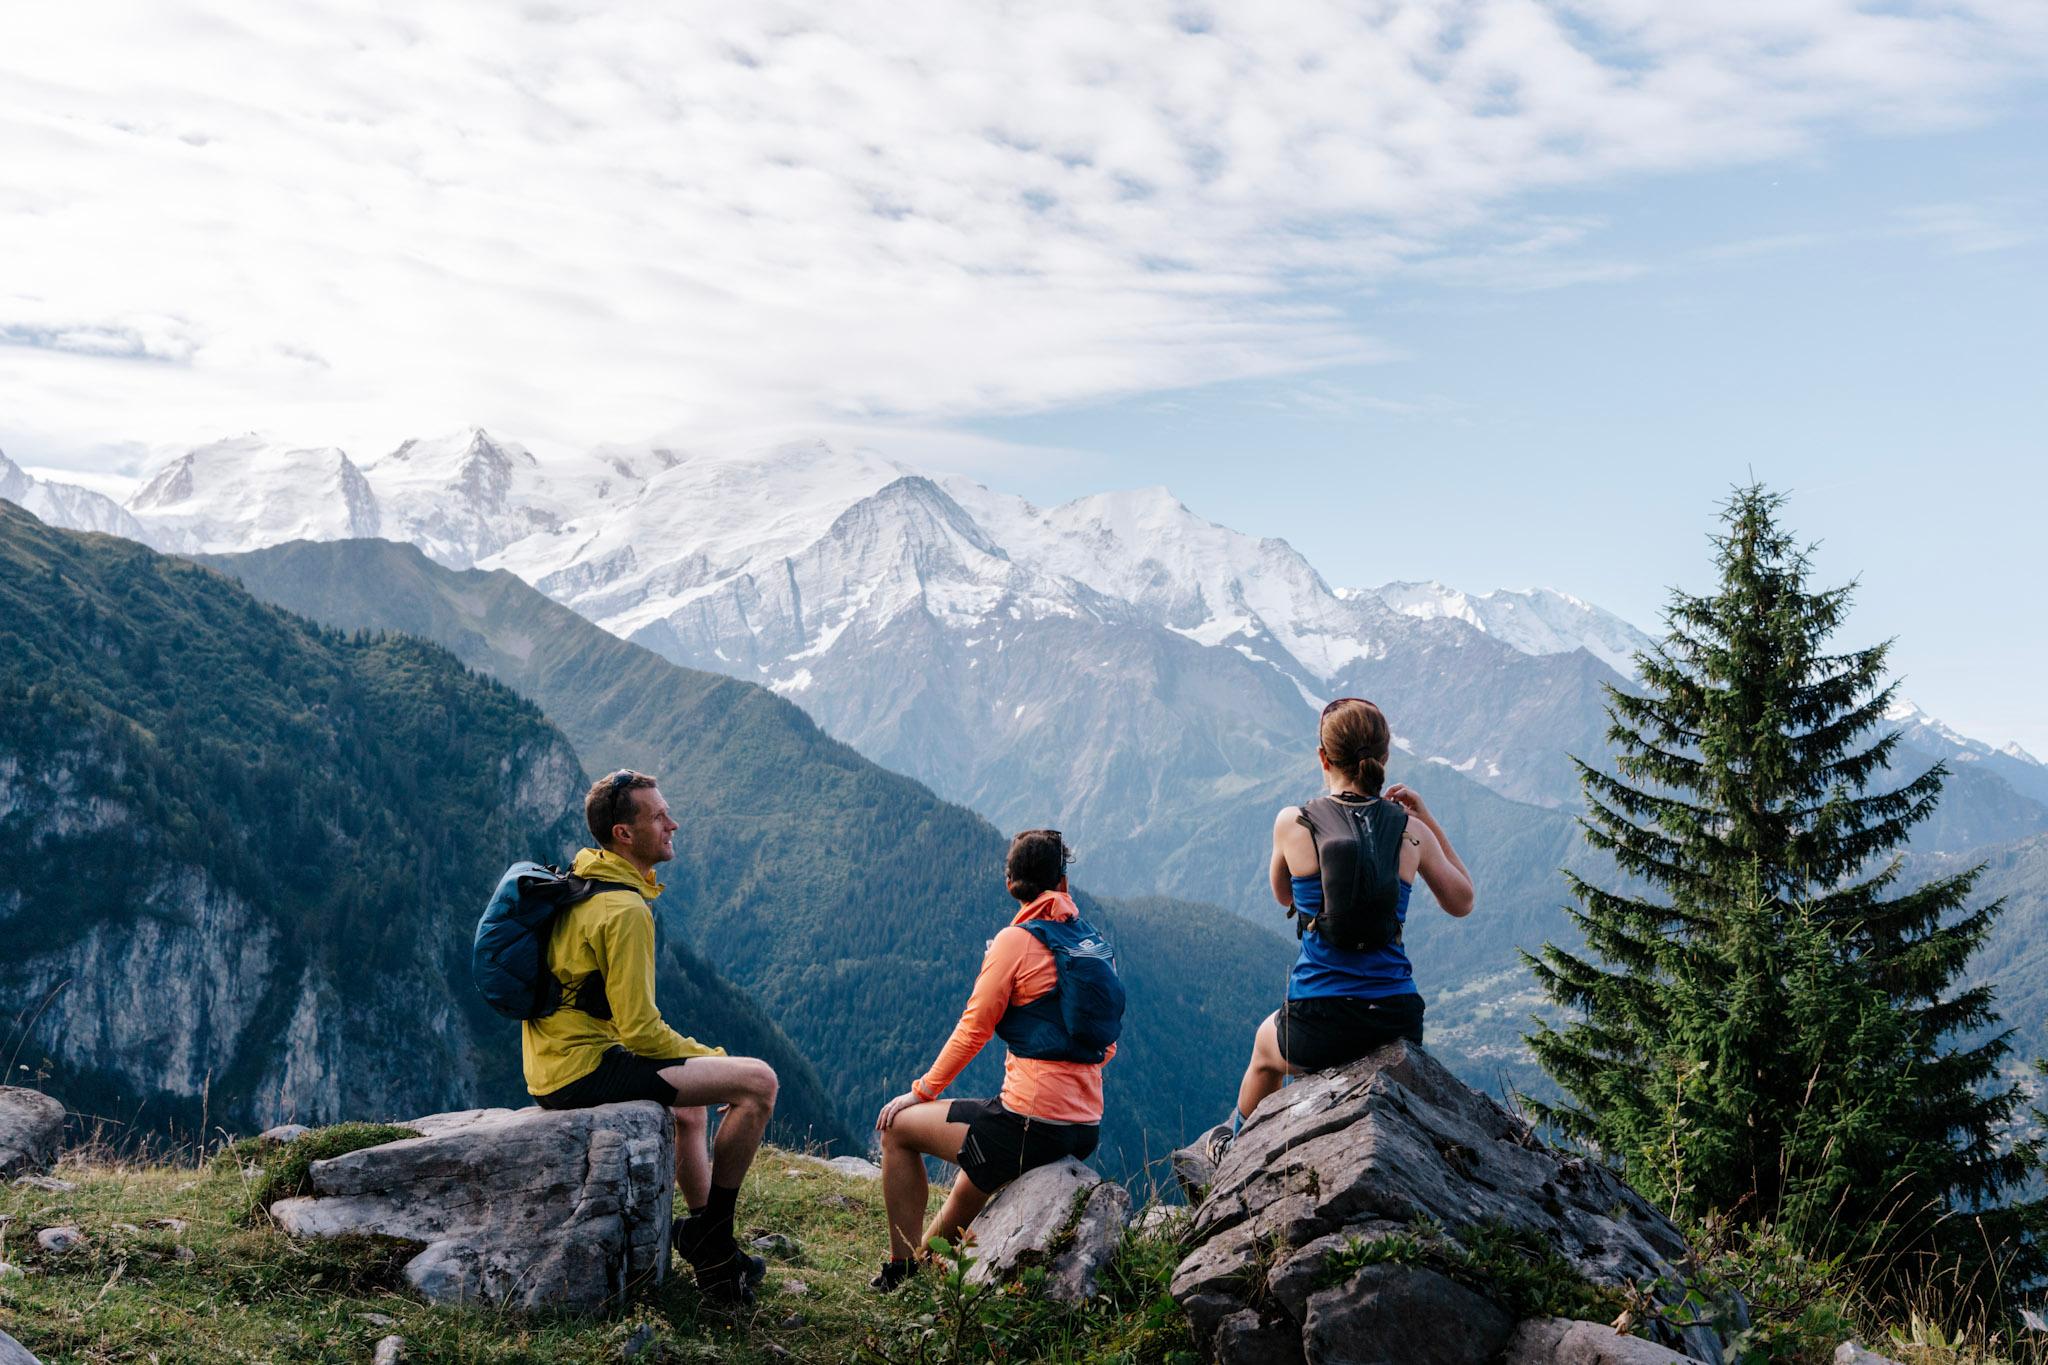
[2,0,2044,466]
[1894,200,2041,255]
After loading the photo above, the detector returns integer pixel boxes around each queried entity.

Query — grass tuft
[213,1121,422,1217]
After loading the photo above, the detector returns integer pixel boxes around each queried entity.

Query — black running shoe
[673,1216,765,1305]
[869,1257,922,1293]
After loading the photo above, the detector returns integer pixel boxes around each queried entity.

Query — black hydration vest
[1295,794,1409,952]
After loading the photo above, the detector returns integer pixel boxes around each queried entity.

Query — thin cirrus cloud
[2,0,2045,467]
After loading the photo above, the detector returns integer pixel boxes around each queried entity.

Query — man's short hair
[586,769,659,847]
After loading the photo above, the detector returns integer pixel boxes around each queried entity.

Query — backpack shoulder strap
[1013,918,1059,953]
[562,878,647,907]
[1367,798,1410,857]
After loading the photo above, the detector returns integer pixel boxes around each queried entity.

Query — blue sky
[969,108,2048,752]
[2,2,2044,748]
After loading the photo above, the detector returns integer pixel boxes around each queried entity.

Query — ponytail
[1319,699,1391,795]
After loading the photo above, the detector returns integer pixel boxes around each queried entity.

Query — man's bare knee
[743,1059,779,1108]
[672,1104,708,1134]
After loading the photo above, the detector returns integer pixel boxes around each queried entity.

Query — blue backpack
[472,862,642,1020]
[994,915,1126,1064]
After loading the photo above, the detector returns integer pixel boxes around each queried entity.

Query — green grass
[7,1129,2021,1365]
[0,1135,1197,1364]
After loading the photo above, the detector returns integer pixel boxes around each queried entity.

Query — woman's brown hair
[1319,698,1391,795]
[1005,829,1070,903]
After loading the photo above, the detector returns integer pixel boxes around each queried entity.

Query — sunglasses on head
[1321,697,1375,717]
[600,769,646,824]
[1048,830,1072,869]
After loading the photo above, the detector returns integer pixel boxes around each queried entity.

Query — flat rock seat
[270,1101,674,1313]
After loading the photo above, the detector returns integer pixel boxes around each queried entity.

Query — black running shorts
[945,1097,1099,1194]
[1274,994,1425,1073]
[535,1047,691,1111]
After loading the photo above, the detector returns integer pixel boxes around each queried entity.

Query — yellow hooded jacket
[521,846,725,1096]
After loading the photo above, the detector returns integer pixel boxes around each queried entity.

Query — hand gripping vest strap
[1296,795,1409,953]
[992,915,1127,1065]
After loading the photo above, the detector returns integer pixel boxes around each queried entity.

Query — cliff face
[0,504,846,1144]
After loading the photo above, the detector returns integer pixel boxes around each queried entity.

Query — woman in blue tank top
[1217,698,1474,1145]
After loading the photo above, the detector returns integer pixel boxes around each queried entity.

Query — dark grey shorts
[1276,994,1425,1072]
[535,1047,690,1110]
[945,1097,1099,1193]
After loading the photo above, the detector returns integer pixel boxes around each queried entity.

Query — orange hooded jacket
[909,890,1113,1123]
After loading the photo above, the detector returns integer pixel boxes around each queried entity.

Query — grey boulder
[1833,1346,1903,1365]
[965,1156,1131,1303]
[0,1088,64,1179]
[820,1155,883,1179]
[1170,1041,1720,1364]
[0,1329,42,1365]
[1304,1264,1514,1365]
[270,1101,673,1312]
[1507,1317,1709,1364]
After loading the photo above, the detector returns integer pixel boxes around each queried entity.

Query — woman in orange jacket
[868,829,1116,1291]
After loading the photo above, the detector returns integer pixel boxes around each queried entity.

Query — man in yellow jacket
[525,769,779,1304]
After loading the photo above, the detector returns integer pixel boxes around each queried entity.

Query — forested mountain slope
[204,536,1301,1176]
[0,503,844,1146]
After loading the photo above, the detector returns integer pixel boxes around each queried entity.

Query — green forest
[0,502,844,1145]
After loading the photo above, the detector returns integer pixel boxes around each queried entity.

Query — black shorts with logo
[1275,993,1425,1073]
[535,1047,691,1111]
[946,1097,1099,1193]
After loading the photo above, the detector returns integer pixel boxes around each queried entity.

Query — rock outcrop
[0,1088,65,1179]
[271,1101,673,1312]
[964,1157,1131,1304]
[1169,1042,1720,1365]
[0,1328,43,1365]
[1509,1318,1708,1364]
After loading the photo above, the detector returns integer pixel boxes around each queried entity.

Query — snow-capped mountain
[0,450,151,542]
[127,435,380,553]
[9,424,2041,909]
[1367,581,1655,677]
[1888,698,2048,810]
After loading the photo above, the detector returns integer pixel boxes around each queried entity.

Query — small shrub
[1319,1218,1630,1326]
[864,1226,1198,1365]
[1678,1214,1858,1364]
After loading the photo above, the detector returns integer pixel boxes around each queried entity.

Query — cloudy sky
[4,1,2046,748]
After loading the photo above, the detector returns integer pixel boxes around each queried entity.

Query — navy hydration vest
[993,915,1126,1064]
[472,862,643,1020]
[1295,794,1409,953]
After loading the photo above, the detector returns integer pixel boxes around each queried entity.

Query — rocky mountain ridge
[8,429,2042,917]
[0,503,845,1143]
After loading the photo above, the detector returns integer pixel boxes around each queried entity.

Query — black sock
[703,1183,740,1240]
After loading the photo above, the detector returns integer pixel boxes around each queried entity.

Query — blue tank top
[1287,874,1420,1001]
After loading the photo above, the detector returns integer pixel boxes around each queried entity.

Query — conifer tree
[1525,485,2023,1270]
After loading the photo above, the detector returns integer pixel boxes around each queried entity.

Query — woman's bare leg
[1235,1011,1301,1124]
[923,1169,993,1254]
[878,1101,972,1260]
